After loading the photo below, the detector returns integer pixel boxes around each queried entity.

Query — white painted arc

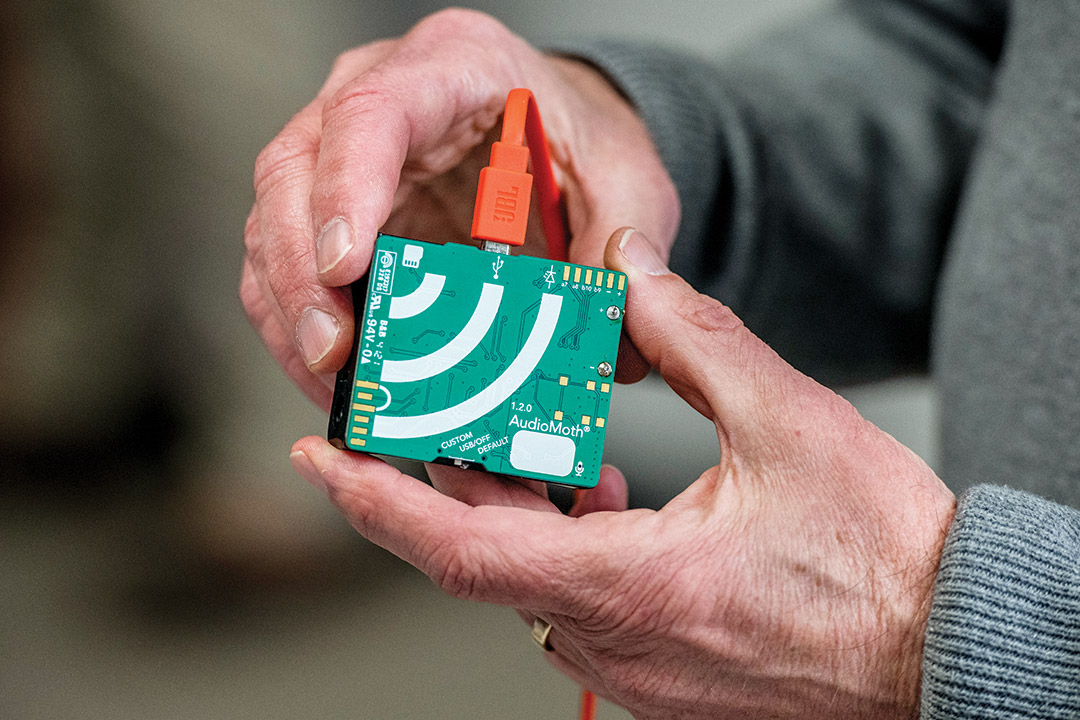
[372,294,563,439]
[381,283,503,384]
[388,273,446,319]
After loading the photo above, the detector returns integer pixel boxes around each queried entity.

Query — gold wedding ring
[531,618,554,651]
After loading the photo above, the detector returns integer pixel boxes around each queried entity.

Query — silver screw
[606,305,621,320]
[597,361,613,377]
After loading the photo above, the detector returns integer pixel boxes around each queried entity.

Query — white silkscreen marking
[381,283,502,384]
[373,294,562,439]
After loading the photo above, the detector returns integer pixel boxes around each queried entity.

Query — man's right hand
[241,8,679,407]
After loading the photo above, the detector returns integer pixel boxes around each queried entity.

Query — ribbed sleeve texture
[922,486,1080,718]
[556,7,993,385]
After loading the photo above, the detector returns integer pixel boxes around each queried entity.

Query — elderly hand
[288,227,956,719]
[242,9,677,407]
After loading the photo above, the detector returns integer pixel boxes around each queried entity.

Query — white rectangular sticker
[509,430,574,477]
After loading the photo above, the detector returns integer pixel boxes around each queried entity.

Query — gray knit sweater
[566,1,1080,716]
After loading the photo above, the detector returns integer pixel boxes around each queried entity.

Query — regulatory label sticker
[373,249,396,294]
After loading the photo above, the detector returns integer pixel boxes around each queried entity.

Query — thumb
[569,465,628,517]
[603,227,829,439]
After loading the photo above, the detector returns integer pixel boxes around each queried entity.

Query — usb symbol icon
[492,256,504,280]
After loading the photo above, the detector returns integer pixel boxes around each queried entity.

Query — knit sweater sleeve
[922,485,1080,718]
[555,0,1004,384]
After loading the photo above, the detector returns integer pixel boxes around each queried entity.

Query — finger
[240,258,333,408]
[251,100,356,374]
[309,10,523,287]
[613,331,650,384]
[604,227,832,438]
[426,463,554,511]
[243,203,336,403]
[243,205,334,405]
[569,465,628,517]
[291,436,600,613]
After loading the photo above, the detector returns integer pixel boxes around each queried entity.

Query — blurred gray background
[1,0,937,718]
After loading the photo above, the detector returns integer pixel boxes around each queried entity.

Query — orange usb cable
[471,88,568,262]
[471,89,592,720]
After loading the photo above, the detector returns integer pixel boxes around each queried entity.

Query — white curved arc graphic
[389,273,446,319]
[372,294,563,439]
[381,283,503,384]
[375,385,392,411]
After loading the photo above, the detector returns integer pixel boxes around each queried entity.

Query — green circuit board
[328,233,626,488]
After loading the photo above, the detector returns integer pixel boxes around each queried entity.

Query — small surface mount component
[329,233,627,488]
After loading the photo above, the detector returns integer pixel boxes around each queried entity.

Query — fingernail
[290,450,327,495]
[296,307,339,367]
[316,217,354,275]
[618,229,669,276]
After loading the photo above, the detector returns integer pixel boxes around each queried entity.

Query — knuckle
[319,43,397,101]
[253,121,319,200]
[327,51,356,83]
[429,540,480,601]
[676,292,744,337]
[242,206,261,255]
[263,245,318,321]
[323,72,401,126]
[412,8,509,40]
[326,44,382,84]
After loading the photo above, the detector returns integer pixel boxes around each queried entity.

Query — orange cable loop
[579,687,597,720]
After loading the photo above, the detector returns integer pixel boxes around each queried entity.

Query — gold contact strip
[563,265,571,281]
[356,392,373,400]
[352,403,376,412]
[574,267,582,283]
[618,275,626,291]
[595,271,603,287]
[584,269,593,285]
[607,273,615,289]
[355,380,379,389]
[353,415,370,424]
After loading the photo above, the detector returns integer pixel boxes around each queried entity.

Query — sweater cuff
[921,485,1080,718]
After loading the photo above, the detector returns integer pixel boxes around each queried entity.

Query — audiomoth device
[328,233,626,488]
